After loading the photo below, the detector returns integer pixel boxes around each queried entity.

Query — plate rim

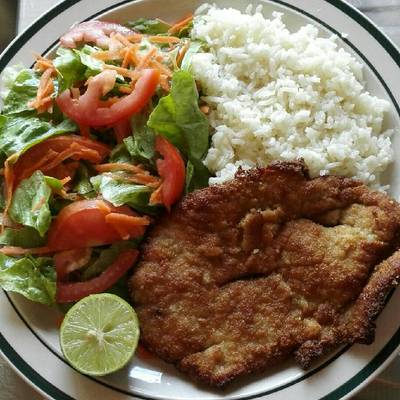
[1,0,400,399]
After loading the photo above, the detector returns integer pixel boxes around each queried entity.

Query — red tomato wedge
[56,249,138,303]
[48,199,149,251]
[56,69,160,127]
[154,136,185,210]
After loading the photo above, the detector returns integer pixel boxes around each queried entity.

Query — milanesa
[129,161,400,387]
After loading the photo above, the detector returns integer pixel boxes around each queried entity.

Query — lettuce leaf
[124,113,155,169]
[91,174,159,214]
[147,70,210,190]
[9,171,53,236]
[2,69,40,115]
[54,46,103,92]
[0,254,56,305]
[148,70,209,160]
[0,226,47,248]
[0,115,76,157]
[72,163,95,198]
[126,18,170,34]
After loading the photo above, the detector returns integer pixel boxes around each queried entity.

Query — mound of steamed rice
[191,5,394,189]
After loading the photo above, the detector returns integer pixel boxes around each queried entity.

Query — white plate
[1,1,400,399]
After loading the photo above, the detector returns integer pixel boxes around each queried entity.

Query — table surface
[1,0,400,399]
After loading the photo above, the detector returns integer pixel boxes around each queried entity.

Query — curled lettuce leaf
[91,173,158,214]
[126,18,170,34]
[2,69,40,115]
[0,115,76,157]
[9,171,53,236]
[0,254,56,305]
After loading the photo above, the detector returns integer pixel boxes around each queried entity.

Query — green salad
[0,15,210,307]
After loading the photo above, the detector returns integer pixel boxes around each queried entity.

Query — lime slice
[60,293,139,376]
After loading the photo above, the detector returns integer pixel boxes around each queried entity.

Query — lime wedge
[60,293,139,376]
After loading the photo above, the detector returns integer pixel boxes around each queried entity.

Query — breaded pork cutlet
[129,161,400,387]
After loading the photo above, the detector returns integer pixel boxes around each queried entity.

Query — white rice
[190,5,394,189]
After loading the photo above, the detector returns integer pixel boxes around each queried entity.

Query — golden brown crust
[129,161,400,387]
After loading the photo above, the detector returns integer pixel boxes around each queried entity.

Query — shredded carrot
[126,33,144,43]
[121,48,132,69]
[60,176,72,186]
[149,184,163,206]
[108,172,161,188]
[176,41,190,66]
[136,47,158,71]
[105,213,150,240]
[92,50,121,61]
[114,32,133,47]
[148,36,181,44]
[31,195,47,212]
[149,59,172,77]
[95,163,146,174]
[0,246,52,256]
[96,200,112,214]
[28,68,55,113]
[168,15,193,35]
[103,64,136,79]
[119,85,133,94]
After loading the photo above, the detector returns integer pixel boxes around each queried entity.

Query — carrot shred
[28,68,55,113]
[103,64,136,79]
[119,85,133,94]
[148,36,181,44]
[149,184,163,206]
[108,172,161,188]
[105,213,150,240]
[114,32,133,47]
[136,47,158,71]
[168,15,193,35]
[176,41,190,66]
[121,48,132,69]
[126,34,144,43]
[0,246,53,256]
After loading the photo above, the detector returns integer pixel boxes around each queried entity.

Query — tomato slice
[48,199,148,251]
[154,136,185,209]
[56,69,160,127]
[56,249,138,303]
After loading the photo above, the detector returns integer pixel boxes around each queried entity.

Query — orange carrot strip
[136,47,157,70]
[149,184,163,205]
[103,64,136,79]
[105,213,150,241]
[176,41,190,66]
[168,15,193,35]
[0,246,53,256]
[159,75,170,92]
[148,36,181,44]
[126,33,144,43]
[200,105,210,114]
[149,59,172,77]
[114,32,133,47]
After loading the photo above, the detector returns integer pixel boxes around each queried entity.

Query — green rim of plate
[1,0,400,399]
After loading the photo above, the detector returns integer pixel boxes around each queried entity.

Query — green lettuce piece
[124,113,155,169]
[0,254,56,305]
[126,18,170,34]
[185,157,210,193]
[91,174,158,214]
[53,48,86,92]
[9,171,52,236]
[77,45,103,78]
[180,41,202,72]
[44,176,64,191]
[0,226,47,248]
[0,115,76,157]
[148,70,209,160]
[2,69,40,115]
[72,163,95,198]
[0,64,25,100]
[147,70,210,191]
[53,46,103,92]
[109,143,132,163]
